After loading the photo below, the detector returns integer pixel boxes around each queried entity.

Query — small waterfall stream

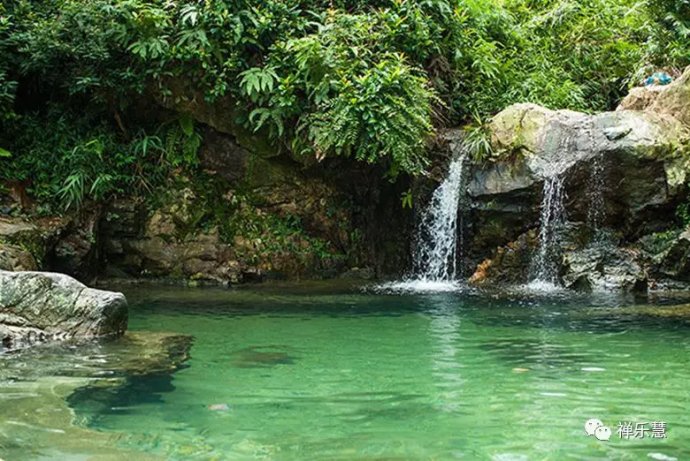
[379,154,467,292]
[529,174,567,287]
[587,156,605,240]
[413,155,467,282]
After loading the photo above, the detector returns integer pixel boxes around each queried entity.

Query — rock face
[561,246,647,291]
[464,66,690,290]
[0,128,406,283]
[0,270,127,349]
[101,176,351,284]
[0,212,100,278]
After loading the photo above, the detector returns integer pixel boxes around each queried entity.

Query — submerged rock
[231,346,297,368]
[0,331,191,459]
[0,270,128,349]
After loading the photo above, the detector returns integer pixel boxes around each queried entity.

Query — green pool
[2,283,690,460]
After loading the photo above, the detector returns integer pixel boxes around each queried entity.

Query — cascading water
[587,156,605,241]
[378,154,467,292]
[412,155,467,282]
[529,173,567,289]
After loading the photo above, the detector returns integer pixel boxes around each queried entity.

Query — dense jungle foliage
[0,0,688,210]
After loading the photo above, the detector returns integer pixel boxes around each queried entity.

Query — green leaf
[0,147,11,158]
[179,114,194,137]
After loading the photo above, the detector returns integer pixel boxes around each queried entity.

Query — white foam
[374,279,464,294]
[523,280,567,294]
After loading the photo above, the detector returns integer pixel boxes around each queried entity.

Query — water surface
[2,283,690,460]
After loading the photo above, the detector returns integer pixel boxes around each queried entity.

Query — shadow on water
[230,345,299,368]
[67,371,181,425]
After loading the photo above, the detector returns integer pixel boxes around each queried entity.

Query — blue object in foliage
[645,72,673,86]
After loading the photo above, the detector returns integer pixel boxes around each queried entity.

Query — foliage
[646,0,690,69]
[0,0,686,203]
[401,189,414,209]
[0,108,199,211]
[463,114,494,162]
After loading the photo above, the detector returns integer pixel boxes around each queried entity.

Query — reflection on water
[427,297,464,413]
[1,284,690,460]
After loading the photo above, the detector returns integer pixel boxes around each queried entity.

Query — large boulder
[561,245,647,291]
[0,271,127,349]
[464,68,690,288]
[617,67,690,118]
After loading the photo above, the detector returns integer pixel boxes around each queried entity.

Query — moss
[638,229,682,255]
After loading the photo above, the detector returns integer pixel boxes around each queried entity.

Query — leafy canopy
[0,0,685,208]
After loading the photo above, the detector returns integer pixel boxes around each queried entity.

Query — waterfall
[412,155,467,282]
[377,154,467,293]
[529,173,567,288]
[587,156,606,243]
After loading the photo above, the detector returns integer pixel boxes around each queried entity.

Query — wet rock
[231,346,297,368]
[651,228,690,282]
[208,403,231,411]
[339,266,375,280]
[562,245,647,292]
[469,230,538,285]
[464,68,690,285]
[0,270,127,349]
[0,331,191,459]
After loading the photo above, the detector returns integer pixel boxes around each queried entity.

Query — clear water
[3,284,690,460]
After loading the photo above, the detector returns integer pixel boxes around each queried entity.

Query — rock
[0,243,38,271]
[199,128,250,183]
[99,159,353,283]
[0,213,98,279]
[469,230,538,285]
[617,85,666,111]
[50,206,102,280]
[155,77,280,158]
[0,217,54,266]
[0,270,127,349]
[339,266,375,280]
[208,403,231,411]
[649,66,690,126]
[562,245,647,291]
[464,77,690,283]
[651,228,690,282]
[0,331,191,459]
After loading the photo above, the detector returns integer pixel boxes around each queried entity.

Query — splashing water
[413,155,467,281]
[378,155,467,293]
[587,156,606,243]
[529,173,567,289]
